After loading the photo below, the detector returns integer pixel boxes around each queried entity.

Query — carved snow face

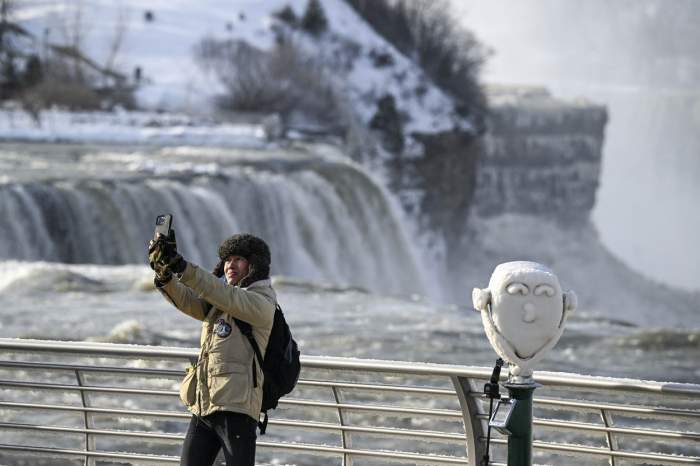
[473,261,576,379]
[488,263,564,358]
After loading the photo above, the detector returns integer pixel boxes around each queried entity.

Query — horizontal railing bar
[0,361,455,396]
[0,366,454,398]
[0,362,456,396]
[2,338,699,397]
[535,440,700,464]
[4,388,695,431]
[0,421,183,441]
[281,398,463,418]
[534,418,700,440]
[8,434,696,466]
[299,379,456,396]
[0,339,197,359]
[0,443,179,462]
[10,376,695,422]
[532,371,700,398]
[475,414,699,441]
[0,360,183,378]
[0,379,177,396]
[0,339,486,378]
[0,401,462,440]
[0,419,465,442]
[0,401,190,419]
[1,399,461,423]
[488,438,700,463]
[534,396,700,418]
[470,392,700,418]
[0,361,455,397]
[0,388,462,419]
[255,440,470,464]
[7,377,694,420]
[249,419,467,441]
[476,413,699,440]
[0,441,470,465]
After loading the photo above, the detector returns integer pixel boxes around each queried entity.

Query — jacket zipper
[198,317,214,415]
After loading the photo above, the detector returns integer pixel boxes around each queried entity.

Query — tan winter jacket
[158,262,276,420]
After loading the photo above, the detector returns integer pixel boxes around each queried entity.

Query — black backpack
[234,304,300,434]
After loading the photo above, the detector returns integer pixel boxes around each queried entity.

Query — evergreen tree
[23,54,42,87]
[274,5,298,27]
[369,94,404,153]
[301,0,328,36]
[0,0,28,98]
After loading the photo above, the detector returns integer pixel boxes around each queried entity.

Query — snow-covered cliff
[474,86,607,222]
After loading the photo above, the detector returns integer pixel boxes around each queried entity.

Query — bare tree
[55,0,91,82]
[193,36,345,129]
[18,0,134,111]
[343,0,489,127]
[103,5,128,76]
[1,0,12,23]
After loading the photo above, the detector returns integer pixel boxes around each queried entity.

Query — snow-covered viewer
[473,261,577,380]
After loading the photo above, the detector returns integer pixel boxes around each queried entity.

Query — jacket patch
[214,318,232,338]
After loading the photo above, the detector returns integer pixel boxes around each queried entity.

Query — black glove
[152,261,173,286]
[148,236,170,285]
[149,229,187,278]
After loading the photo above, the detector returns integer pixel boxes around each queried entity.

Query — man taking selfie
[149,230,276,466]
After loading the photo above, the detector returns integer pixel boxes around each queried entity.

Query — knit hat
[217,233,271,287]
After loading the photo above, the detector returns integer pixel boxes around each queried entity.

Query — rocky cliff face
[378,129,481,247]
[370,86,607,257]
[473,87,608,223]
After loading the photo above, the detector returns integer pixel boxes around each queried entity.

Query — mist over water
[456,0,700,291]
[592,88,700,290]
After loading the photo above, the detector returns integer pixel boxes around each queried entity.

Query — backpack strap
[234,318,264,367]
[233,318,262,388]
[233,304,280,436]
[234,304,280,366]
[259,412,269,435]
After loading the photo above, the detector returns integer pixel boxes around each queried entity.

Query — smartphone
[154,214,173,240]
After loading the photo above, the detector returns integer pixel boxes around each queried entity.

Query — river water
[1,142,697,385]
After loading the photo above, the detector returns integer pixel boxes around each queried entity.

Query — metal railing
[0,338,698,465]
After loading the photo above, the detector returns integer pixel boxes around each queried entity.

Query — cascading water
[0,143,428,298]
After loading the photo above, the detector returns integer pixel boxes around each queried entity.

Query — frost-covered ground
[15,0,467,136]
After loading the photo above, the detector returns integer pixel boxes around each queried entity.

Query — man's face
[224,255,250,285]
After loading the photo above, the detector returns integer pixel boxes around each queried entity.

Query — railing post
[75,370,95,466]
[601,408,618,466]
[331,386,352,466]
[504,383,537,466]
[452,376,487,466]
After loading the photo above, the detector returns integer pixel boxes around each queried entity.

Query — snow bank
[0,108,267,147]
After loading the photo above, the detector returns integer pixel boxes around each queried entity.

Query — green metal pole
[504,383,537,466]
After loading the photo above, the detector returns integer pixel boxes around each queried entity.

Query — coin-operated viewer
[472,261,577,466]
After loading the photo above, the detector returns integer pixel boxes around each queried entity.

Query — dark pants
[181,411,257,466]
